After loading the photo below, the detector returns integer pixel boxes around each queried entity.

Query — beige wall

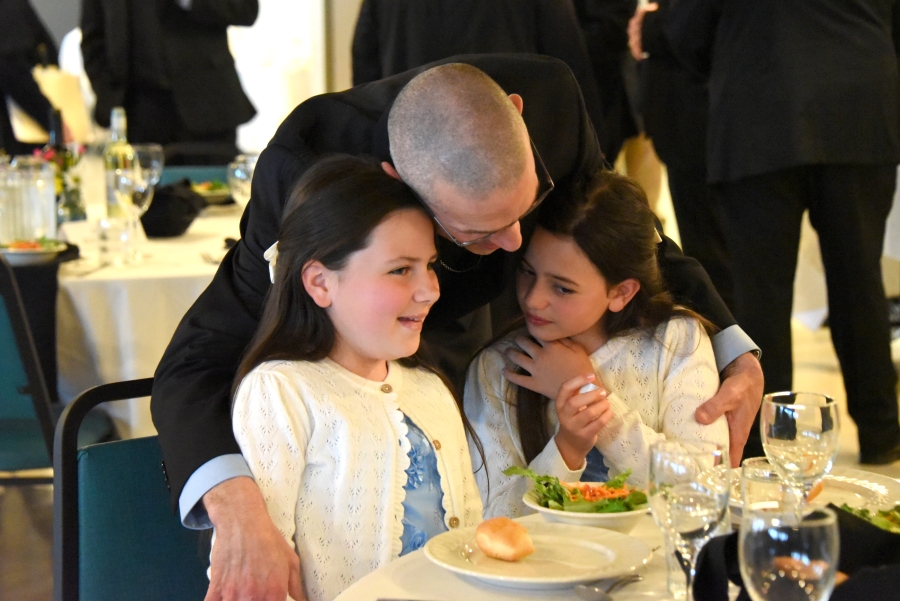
[327,0,364,92]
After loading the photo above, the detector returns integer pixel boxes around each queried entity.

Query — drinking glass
[227,154,257,207]
[741,457,791,513]
[649,440,730,601]
[112,167,151,262]
[739,507,839,601]
[761,392,839,510]
[131,143,164,209]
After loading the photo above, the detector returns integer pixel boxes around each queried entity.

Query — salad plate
[0,241,67,266]
[523,486,649,532]
[424,521,651,590]
[730,466,900,519]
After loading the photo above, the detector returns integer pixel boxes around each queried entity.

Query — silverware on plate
[574,572,644,601]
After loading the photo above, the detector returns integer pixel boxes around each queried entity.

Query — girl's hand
[503,336,594,399]
[553,374,613,470]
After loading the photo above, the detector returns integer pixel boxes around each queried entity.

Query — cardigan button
[449,517,460,528]
[380,384,392,393]
[432,439,441,450]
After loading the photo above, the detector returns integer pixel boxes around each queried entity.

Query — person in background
[226,155,482,601]
[80,0,257,153]
[350,0,610,153]
[665,0,900,464]
[151,57,763,601]
[628,1,733,310]
[466,170,727,518]
[0,0,57,156]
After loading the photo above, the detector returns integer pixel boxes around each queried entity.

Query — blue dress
[399,415,446,555]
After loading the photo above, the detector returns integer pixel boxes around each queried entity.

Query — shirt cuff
[712,324,761,372]
[179,454,253,529]
[176,0,192,10]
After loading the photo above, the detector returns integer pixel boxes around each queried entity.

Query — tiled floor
[1,322,899,601]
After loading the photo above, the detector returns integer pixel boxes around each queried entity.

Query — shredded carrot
[564,482,631,502]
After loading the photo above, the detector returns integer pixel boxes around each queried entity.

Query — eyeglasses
[423,138,555,248]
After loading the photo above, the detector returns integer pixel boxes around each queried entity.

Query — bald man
[152,55,762,601]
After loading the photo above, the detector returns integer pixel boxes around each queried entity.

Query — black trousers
[124,87,237,148]
[717,164,900,457]
[667,165,734,311]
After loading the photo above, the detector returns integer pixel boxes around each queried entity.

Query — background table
[56,207,242,437]
[335,514,678,601]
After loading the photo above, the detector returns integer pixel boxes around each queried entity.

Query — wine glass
[761,392,840,510]
[227,154,257,207]
[649,440,731,601]
[131,143,164,209]
[739,507,839,601]
[112,167,151,262]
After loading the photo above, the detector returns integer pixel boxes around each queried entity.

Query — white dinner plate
[423,521,651,590]
[0,242,67,266]
[731,466,900,517]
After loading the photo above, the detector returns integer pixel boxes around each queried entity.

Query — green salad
[839,503,900,534]
[505,466,649,513]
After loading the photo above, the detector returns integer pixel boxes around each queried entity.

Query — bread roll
[475,517,535,561]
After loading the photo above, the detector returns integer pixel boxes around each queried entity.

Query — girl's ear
[608,278,641,313]
[301,260,333,308]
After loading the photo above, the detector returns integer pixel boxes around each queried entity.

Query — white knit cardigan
[226,358,483,601]
[464,316,729,519]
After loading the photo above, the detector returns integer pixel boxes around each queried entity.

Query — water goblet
[112,167,151,262]
[761,392,839,510]
[739,507,839,601]
[649,440,730,601]
[131,143,164,209]
[227,154,257,208]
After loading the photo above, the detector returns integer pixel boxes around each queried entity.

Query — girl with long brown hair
[464,169,728,518]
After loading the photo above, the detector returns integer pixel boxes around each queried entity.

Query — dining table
[335,513,685,601]
[55,205,242,438]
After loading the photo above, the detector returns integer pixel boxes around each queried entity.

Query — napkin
[141,178,207,238]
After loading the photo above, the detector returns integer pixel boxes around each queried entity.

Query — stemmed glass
[761,392,840,510]
[114,144,163,262]
[227,153,257,208]
[649,440,731,601]
[739,507,839,601]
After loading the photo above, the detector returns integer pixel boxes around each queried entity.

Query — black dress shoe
[859,440,900,465]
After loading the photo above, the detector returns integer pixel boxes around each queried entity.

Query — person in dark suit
[151,55,763,600]
[0,0,57,156]
[351,0,610,153]
[666,0,900,464]
[627,0,733,311]
[80,0,257,148]
[572,0,638,163]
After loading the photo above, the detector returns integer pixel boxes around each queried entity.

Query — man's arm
[175,0,259,27]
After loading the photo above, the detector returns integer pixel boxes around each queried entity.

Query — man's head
[388,63,547,255]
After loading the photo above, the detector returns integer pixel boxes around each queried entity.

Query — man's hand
[503,336,594,399]
[554,375,613,470]
[204,477,306,601]
[627,3,659,60]
[696,352,764,467]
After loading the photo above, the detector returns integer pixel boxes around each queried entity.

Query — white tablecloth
[56,208,242,438]
[335,514,677,601]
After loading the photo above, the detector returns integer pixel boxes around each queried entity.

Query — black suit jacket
[151,54,736,503]
[351,0,609,152]
[639,0,707,171]
[81,0,256,133]
[665,0,900,183]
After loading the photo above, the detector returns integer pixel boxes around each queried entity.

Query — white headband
[263,242,278,283]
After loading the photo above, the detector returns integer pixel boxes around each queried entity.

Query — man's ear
[301,260,334,308]
[508,93,524,115]
[608,278,641,313]
[381,161,401,180]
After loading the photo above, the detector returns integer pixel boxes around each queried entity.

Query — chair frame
[52,377,154,601]
[0,254,57,485]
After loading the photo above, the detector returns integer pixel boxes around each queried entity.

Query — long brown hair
[515,169,716,463]
[234,154,484,465]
